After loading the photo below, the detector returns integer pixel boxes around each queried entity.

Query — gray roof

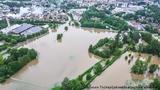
[20,26,42,36]
[11,23,34,34]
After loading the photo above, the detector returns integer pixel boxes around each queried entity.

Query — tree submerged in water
[57,34,63,40]
[131,59,148,74]
[64,26,68,31]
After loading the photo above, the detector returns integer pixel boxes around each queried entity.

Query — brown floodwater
[0,21,117,90]
[90,52,160,90]
[90,52,137,90]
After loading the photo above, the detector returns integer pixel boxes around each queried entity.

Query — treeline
[49,23,58,29]
[0,29,48,52]
[122,30,160,57]
[0,29,48,45]
[123,5,160,24]
[144,25,159,34]
[0,48,37,83]
[122,30,141,45]
[80,6,129,30]
[10,19,61,26]
[139,32,160,57]
[89,33,124,58]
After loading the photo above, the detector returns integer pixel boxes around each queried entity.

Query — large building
[1,24,20,34]
[3,23,43,36]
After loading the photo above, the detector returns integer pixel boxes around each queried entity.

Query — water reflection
[57,39,62,43]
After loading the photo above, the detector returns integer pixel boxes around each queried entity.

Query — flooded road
[0,22,117,90]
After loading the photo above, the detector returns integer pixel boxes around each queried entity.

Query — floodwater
[90,52,160,90]
[0,21,117,90]
[90,52,137,90]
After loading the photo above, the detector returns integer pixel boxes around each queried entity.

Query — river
[0,21,117,90]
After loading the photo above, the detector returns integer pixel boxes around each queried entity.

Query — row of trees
[89,32,123,58]
[49,23,58,30]
[0,48,37,83]
[144,25,158,34]
[139,32,160,57]
[123,5,160,24]
[10,19,60,26]
[0,29,48,46]
[131,58,159,74]
[89,38,109,51]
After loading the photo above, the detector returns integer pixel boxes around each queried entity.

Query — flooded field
[90,52,160,90]
[0,22,117,90]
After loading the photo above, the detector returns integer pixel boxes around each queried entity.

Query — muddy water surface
[0,22,117,90]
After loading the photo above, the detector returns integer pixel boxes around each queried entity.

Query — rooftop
[20,26,42,36]
[11,23,34,34]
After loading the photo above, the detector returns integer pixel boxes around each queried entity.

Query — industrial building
[2,23,43,36]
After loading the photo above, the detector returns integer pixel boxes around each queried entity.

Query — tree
[57,34,63,40]
[0,65,8,77]
[27,49,37,59]
[86,73,92,81]
[149,64,158,73]
[150,79,160,89]
[62,77,70,90]
[61,77,84,90]
[8,61,21,73]
[141,32,152,43]
[94,63,103,75]
[131,60,148,74]
[64,26,68,31]
[0,54,3,65]
[88,45,93,52]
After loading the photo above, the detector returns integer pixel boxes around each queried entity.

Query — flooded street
[0,21,117,90]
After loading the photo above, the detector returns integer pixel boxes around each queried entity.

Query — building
[20,26,42,36]
[10,24,34,35]
[1,24,20,34]
[127,21,145,30]
[8,23,43,36]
